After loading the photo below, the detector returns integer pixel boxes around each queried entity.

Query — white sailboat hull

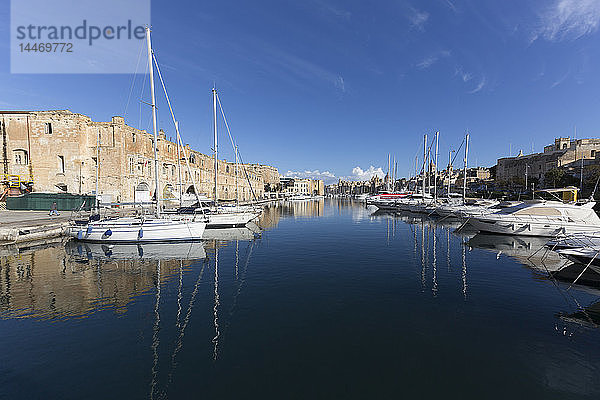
[206,212,259,228]
[69,217,206,243]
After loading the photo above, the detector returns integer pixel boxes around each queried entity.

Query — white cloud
[417,50,451,69]
[285,169,337,184]
[343,165,385,181]
[334,75,346,92]
[468,77,487,94]
[535,0,600,41]
[455,66,473,82]
[408,8,429,31]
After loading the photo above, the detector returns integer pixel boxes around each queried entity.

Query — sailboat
[68,27,206,243]
[177,88,261,229]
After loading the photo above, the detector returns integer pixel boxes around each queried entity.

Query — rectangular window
[592,150,596,158]
[44,122,52,134]
[58,155,65,173]
[129,157,134,174]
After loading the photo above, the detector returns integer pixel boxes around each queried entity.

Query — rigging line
[139,53,149,130]
[152,52,203,209]
[124,40,145,118]
[215,93,259,203]
[452,137,465,165]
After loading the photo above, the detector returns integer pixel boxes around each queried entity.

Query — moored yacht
[69,27,206,243]
[467,190,600,237]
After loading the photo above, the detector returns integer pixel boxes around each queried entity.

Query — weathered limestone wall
[1,110,280,203]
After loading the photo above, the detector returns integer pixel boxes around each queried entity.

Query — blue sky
[2,0,600,184]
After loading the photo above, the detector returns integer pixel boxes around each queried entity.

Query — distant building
[280,177,324,196]
[496,137,600,186]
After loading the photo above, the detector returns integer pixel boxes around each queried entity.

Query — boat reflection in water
[0,240,205,320]
[369,206,600,335]
[467,233,567,273]
[65,240,207,261]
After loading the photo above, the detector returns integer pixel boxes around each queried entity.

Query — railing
[1,174,34,188]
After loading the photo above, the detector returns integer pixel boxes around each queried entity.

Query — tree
[544,168,564,188]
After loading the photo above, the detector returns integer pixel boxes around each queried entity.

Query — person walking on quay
[49,201,59,216]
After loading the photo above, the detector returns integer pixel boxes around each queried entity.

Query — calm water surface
[1,199,600,399]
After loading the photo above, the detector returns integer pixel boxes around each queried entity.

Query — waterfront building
[0,110,280,204]
[280,177,324,196]
[496,137,600,186]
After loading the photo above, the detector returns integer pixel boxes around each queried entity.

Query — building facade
[496,137,600,185]
[0,110,280,203]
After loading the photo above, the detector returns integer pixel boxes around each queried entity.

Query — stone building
[496,137,600,186]
[280,177,324,196]
[0,110,280,204]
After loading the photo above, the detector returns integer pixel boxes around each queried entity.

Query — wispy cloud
[455,66,473,82]
[454,65,485,93]
[408,7,429,31]
[312,0,351,21]
[550,70,570,88]
[417,50,451,69]
[468,77,487,94]
[533,0,600,42]
[443,0,457,13]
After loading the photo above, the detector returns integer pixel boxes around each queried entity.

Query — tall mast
[447,149,452,198]
[235,145,239,205]
[427,142,431,194]
[463,133,469,204]
[95,128,100,213]
[213,88,218,205]
[434,131,439,201]
[422,134,427,196]
[175,121,183,208]
[387,153,392,192]
[414,156,418,191]
[146,26,160,218]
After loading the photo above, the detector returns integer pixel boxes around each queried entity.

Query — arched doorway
[135,182,150,203]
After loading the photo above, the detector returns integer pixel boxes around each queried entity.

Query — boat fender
[103,229,112,238]
[77,230,83,240]
[138,228,144,239]
[86,226,93,234]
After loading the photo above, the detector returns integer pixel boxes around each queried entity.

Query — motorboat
[555,247,600,274]
[467,199,600,237]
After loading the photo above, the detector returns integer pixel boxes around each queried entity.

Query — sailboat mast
[434,131,439,201]
[235,145,239,205]
[213,88,218,205]
[387,153,392,192]
[146,27,161,218]
[422,134,427,196]
[447,149,452,198]
[463,133,469,205]
[175,121,183,207]
[95,128,100,212]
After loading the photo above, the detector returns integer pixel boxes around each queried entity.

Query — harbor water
[1,199,600,399]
